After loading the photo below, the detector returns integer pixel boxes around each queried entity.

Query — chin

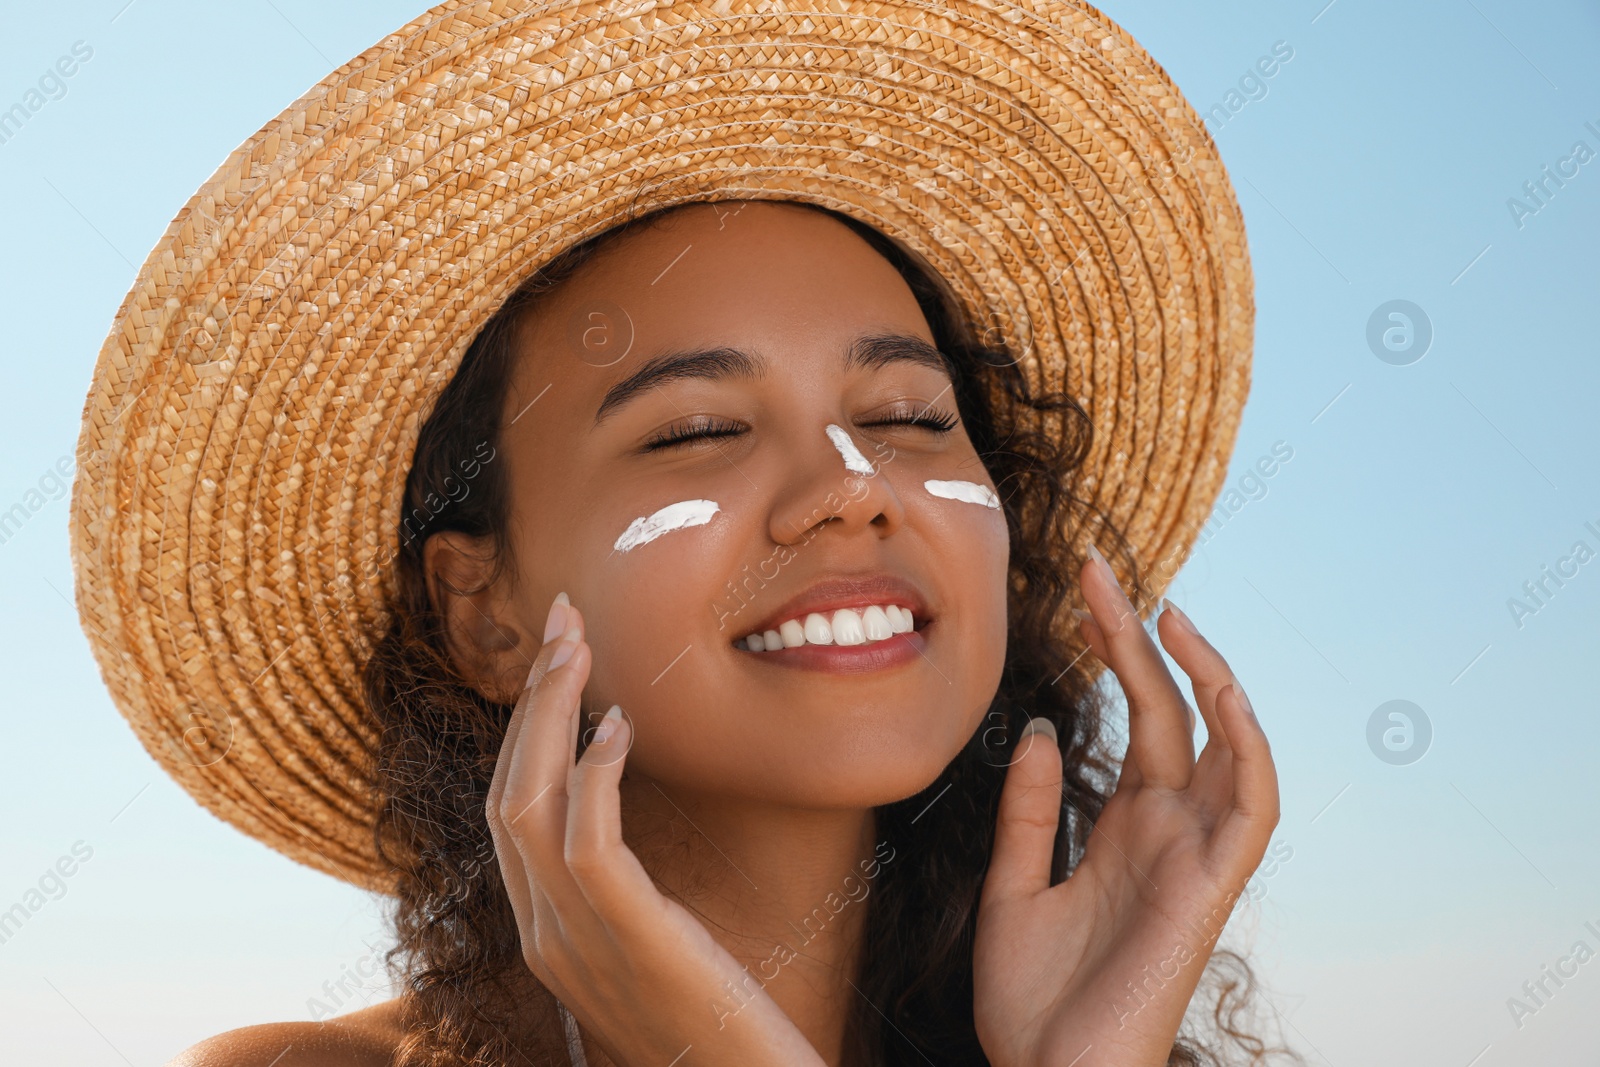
[651,702,987,809]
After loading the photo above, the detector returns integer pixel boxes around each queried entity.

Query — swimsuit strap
[556,999,589,1067]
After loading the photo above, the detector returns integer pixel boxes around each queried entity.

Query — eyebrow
[591,333,953,427]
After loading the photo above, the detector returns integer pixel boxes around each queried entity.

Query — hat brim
[71,0,1251,893]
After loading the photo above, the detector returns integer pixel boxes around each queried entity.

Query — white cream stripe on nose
[825,423,875,475]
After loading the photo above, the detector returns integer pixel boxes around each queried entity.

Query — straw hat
[70,0,1253,894]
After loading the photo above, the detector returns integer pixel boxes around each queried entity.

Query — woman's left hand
[972,547,1280,1067]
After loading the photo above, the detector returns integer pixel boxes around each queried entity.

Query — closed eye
[641,416,746,451]
[642,408,960,452]
[869,408,959,433]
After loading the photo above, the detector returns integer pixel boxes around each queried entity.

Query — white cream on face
[825,423,876,475]
[924,479,1000,509]
[613,499,720,553]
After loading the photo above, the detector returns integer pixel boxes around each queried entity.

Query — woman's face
[488,200,1008,808]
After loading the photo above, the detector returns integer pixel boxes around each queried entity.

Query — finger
[486,591,576,908]
[487,594,576,929]
[1207,682,1280,884]
[1080,547,1195,789]
[487,593,575,818]
[1075,608,1178,787]
[500,603,589,831]
[1072,608,1109,665]
[981,717,1064,907]
[502,637,591,879]
[1154,599,1236,749]
[564,705,661,926]
[1156,600,1254,817]
[1076,608,1199,740]
[497,607,593,909]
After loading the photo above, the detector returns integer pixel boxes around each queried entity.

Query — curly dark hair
[363,199,1297,1066]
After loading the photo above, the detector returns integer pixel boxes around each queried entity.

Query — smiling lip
[727,573,933,675]
[741,620,932,674]
[731,573,930,642]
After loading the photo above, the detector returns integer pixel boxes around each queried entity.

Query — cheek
[916,479,1010,660]
[917,480,1009,574]
[908,470,1004,630]
[570,500,743,712]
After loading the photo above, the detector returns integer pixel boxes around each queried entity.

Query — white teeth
[737,603,919,651]
[861,605,893,641]
[779,618,806,647]
[831,609,866,646]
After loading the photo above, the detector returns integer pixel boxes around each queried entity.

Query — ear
[423,531,535,705]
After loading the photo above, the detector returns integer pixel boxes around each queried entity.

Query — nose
[769,424,906,545]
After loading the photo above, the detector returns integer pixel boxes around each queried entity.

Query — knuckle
[563,839,606,879]
[498,792,533,830]
[527,924,568,975]
[525,658,552,691]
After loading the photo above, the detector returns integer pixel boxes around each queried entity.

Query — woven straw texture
[70,0,1253,894]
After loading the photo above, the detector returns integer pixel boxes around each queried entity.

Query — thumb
[982,717,1064,908]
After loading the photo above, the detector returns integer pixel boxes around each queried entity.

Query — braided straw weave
[70,0,1252,893]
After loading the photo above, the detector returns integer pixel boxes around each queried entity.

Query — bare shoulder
[165,998,406,1067]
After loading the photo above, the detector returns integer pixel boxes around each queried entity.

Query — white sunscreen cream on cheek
[924,479,1000,509]
[613,499,721,553]
[825,423,876,475]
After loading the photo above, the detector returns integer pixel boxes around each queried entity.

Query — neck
[616,771,882,1066]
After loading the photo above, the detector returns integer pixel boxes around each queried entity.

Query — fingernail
[1019,715,1058,745]
[548,624,582,671]
[1087,544,1124,598]
[543,591,571,645]
[1071,607,1092,622]
[1162,598,1199,636]
[1232,682,1256,720]
[593,703,623,744]
[1084,545,1131,633]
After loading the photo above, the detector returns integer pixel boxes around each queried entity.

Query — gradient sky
[2,1,1596,1064]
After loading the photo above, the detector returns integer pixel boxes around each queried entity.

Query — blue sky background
[1,1,1596,1064]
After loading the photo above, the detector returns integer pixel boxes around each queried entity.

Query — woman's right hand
[485,593,827,1067]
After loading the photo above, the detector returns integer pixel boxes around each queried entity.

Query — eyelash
[642,408,960,451]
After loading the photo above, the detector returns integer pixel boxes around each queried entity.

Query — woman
[73,3,1288,1065]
